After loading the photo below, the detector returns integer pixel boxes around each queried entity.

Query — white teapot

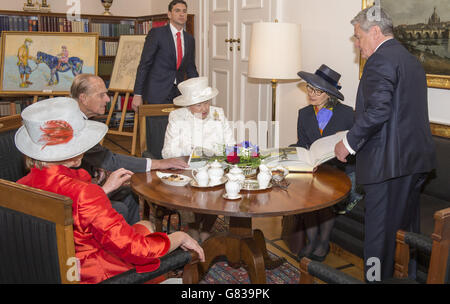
[228,165,246,185]
[208,160,224,185]
[225,173,242,198]
[192,166,209,187]
[257,164,272,189]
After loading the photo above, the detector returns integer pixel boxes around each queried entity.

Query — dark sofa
[330,135,450,282]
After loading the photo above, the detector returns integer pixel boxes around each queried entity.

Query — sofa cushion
[422,136,450,201]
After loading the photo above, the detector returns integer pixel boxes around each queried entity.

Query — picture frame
[0,31,98,95]
[108,35,146,92]
[362,0,450,89]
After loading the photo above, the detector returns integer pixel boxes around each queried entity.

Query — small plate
[222,193,242,200]
[156,171,192,187]
[241,179,272,191]
[190,176,228,188]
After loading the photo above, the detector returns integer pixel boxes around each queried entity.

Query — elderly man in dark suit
[335,7,436,281]
[132,0,198,108]
[71,74,188,225]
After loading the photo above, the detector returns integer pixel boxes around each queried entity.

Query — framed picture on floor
[362,0,450,89]
[0,31,98,95]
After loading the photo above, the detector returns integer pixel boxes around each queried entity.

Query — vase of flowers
[220,141,266,178]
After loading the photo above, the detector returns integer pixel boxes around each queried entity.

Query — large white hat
[173,77,219,107]
[15,97,108,162]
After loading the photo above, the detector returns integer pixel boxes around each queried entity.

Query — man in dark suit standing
[132,0,199,108]
[335,7,436,281]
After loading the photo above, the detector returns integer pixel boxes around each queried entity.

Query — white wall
[0,0,152,16]
[277,0,450,147]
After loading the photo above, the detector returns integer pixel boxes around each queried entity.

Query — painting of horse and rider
[1,32,98,94]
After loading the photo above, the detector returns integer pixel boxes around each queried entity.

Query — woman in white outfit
[162,77,236,243]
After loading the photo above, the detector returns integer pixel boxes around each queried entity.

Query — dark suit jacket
[346,39,436,185]
[296,103,355,173]
[81,143,147,177]
[134,24,199,104]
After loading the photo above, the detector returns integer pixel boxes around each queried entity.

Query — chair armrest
[299,258,363,284]
[100,249,199,284]
[403,231,433,256]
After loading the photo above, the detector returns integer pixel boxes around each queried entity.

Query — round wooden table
[131,164,351,284]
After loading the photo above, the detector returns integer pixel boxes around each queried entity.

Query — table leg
[198,217,285,284]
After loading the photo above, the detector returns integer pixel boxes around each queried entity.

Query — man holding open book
[335,7,436,281]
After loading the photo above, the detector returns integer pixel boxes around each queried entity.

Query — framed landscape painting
[363,0,450,89]
[108,35,146,92]
[0,31,98,95]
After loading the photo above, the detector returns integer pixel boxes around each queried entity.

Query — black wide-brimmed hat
[297,64,344,101]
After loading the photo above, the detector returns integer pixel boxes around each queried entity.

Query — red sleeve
[76,184,171,266]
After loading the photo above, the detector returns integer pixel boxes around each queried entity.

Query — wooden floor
[103,133,365,283]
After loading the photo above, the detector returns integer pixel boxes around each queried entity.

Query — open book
[262,131,348,172]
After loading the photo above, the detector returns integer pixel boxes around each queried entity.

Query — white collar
[374,37,394,53]
[170,23,183,37]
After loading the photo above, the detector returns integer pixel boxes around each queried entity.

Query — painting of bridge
[364,0,450,89]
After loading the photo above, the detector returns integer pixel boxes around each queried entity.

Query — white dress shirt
[162,106,236,159]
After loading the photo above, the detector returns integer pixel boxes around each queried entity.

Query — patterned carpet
[199,252,300,284]
[193,217,300,284]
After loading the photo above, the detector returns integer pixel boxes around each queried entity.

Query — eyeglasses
[306,84,324,96]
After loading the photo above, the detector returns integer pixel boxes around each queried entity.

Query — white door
[209,0,276,148]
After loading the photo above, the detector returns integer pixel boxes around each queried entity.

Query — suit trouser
[363,173,427,281]
[109,188,140,225]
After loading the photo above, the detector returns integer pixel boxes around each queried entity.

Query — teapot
[192,166,209,187]
[208,160,224,185]
[228,165,246,185]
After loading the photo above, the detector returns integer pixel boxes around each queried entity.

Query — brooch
[213,110,220,121]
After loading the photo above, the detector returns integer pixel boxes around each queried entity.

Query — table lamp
[248,22,302,122]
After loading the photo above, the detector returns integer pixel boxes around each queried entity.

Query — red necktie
[176,32,183,70]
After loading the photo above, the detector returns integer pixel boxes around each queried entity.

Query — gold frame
[361,0,450,89]
[0,31,98,95]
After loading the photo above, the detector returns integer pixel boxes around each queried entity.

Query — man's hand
[152,158,189,170]
[335,140,350,163]
[132,95,143,112]
[102,168,134,194]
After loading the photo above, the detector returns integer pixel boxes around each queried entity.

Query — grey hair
[351,6,394,36]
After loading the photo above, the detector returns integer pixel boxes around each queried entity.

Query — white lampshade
[248,22,302,80]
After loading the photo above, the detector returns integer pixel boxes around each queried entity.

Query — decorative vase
[101,0,113,16]
[240,166,257,178]
[39,0,51,13]
[23,1,39,12]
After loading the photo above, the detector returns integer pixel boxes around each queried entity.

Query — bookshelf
[0,10,195,116]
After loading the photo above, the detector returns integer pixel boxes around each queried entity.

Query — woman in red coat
[15,97,204,284]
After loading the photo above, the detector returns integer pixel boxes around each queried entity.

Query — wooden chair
[299,207,450,284]
[137,104,182,232]
[0,115,26,182]
[0,179,199,284]
[137,104,179,159]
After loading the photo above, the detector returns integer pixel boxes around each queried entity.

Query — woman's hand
[168,231,205,262]
[102,168,134,195]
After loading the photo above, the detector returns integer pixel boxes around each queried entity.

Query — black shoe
[309,243,330,262]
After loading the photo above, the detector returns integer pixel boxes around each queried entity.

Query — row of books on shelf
[91,22,135,37]
[99,40,119,56]
[0,99,34,116]
[0,15,39,32]
[0,15,146,36]
[97,112,135,128]
[98,58,114,76]
[135,20,168,35]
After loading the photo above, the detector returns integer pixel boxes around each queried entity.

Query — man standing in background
[132,0,198,108]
